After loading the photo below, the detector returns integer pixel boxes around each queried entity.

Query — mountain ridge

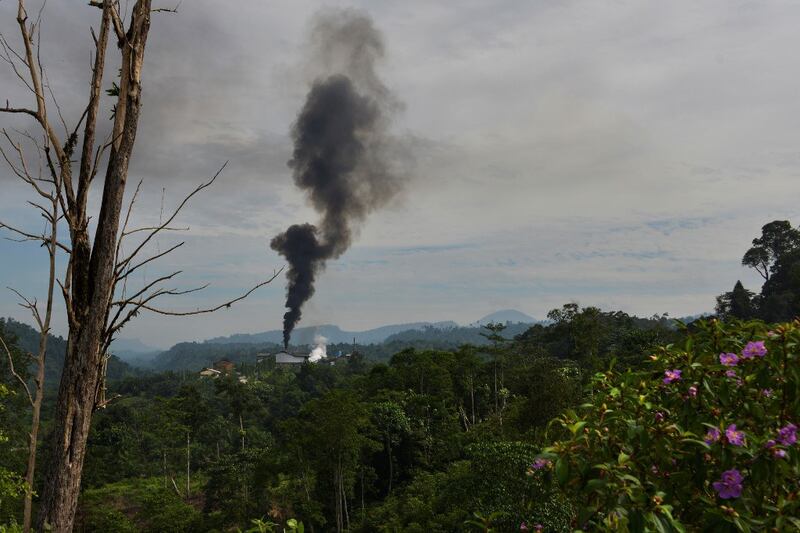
[204,321,460,346]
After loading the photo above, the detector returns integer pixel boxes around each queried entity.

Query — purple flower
[778,423,797,446]
[725,369,737,379]
[765,439,776,449]
[663,369,682,384]
[713,469,743,499]
[688,385,698,398]
[726,424,746,446]
[704,427,721,445]
[655,411,665,422]
[520,522,528,531]
[742,341,767,359]
[773,449,787,459]
[534,526,543,532]
[719,352,739,366]
[531,458,551,470]
[762,389,773,398]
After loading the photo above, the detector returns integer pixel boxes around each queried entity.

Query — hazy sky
[1,0,799,348]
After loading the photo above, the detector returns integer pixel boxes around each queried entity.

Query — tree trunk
[36,2,152,530]
[387,436,393,494]
[22,345,46,532]
[22,175,58,533]
[470,379,475,425]
[239,413,245,452]
[186,433,190,497]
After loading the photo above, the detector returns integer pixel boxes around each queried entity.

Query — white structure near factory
[274,350,309,366]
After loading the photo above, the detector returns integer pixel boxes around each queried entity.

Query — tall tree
[715,280,756,320]
[370,401,410,494]
[0,101,60,530]
[741,220,800,282]
[0,2,277,529]
[480,322,508,416]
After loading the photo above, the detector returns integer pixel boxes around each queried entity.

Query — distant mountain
[110,337,162,354]
[109,337,162,367]
[473,309,535,325]
[385,322,533,347]
[1,317,138,385]
[151,341,281,372]
[204,321,459,346]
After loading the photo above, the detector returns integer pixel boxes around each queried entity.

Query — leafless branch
[118,241,185,282]
[116,161,228,271]
[94,393,122,410]
[152,0,181,14]
[0,220,72,254]
[0,103,38,118]
[0,334,33,406]
[8,286,43,329]
[138,270,283,317]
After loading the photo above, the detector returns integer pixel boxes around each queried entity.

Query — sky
[1,0,799,348]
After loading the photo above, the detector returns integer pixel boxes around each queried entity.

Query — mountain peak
[474,309,535,325]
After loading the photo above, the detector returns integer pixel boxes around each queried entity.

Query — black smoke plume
[271,10,402,348]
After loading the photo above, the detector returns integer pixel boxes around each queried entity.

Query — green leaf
[585,478,607,492]
[570,421,587,435]
[733,517,751,532]
[555,457,569,485]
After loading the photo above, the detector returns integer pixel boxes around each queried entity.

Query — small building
[275,350,308,366]
[326,353,352,366]
[213,358,236,374]
[199,368,222,378]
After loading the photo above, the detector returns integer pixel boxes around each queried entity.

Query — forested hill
[150,341,283,372]
[384,322,533,345]
[0,318,137,386]
[148,322,535,371]
[204,321,459,345]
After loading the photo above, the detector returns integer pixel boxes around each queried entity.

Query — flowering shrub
[532,319,800,531]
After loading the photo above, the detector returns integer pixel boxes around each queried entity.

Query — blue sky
[2,0,800,347]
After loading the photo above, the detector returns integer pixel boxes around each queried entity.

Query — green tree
[290,390,377,532]
[715,280,756,319]
[480,323,509,416]
[742,220,800,282]
[371,401,410,494]
[0,384,25,517]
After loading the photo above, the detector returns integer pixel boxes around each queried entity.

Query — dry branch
[0,334,33,406]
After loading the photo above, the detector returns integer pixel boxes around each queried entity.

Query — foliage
[77,478,202,533]
[516,304,680,369]
[2,300,685,531]
[722,220,800,323]
[0,381,25,520]
[533,319,800,531]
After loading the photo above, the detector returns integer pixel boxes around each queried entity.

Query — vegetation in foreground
[0,220,798,532]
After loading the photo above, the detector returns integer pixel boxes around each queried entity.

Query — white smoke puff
[308,334,328,362]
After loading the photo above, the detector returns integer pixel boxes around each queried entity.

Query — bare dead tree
[0,1,278,530]
[0,134,59,532]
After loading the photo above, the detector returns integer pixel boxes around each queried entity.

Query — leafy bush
[77,478,202,533]
[532,319,800,531]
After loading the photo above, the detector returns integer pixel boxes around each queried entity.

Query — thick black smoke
[271,10,402,348]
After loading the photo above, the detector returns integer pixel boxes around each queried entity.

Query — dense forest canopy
[0,221,798,531]
[0,222,786,530]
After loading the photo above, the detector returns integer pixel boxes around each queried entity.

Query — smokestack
[271,9,403,348]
